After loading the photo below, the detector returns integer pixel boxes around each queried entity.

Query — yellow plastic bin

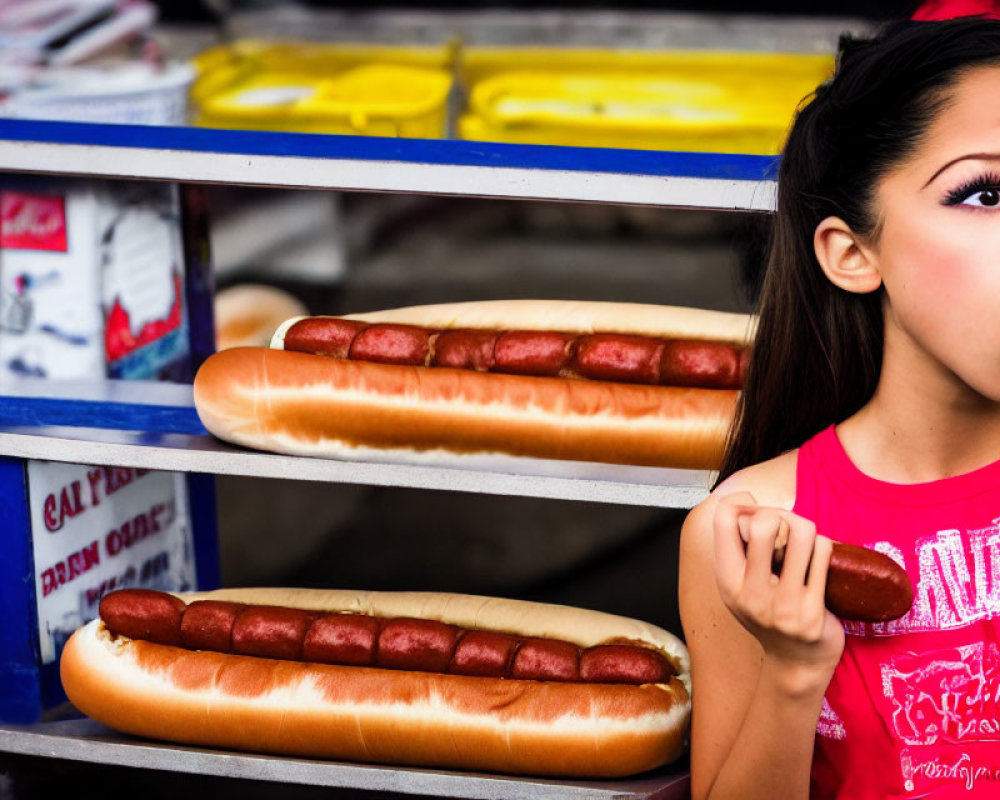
[460,48,831,83]
[191,40,457,105]
[194,63,453,137]
[457,49,834,154]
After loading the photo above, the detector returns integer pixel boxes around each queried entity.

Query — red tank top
[794,425,1000,799]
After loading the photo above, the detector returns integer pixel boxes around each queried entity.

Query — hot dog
[193,300,754,469]
[60,588,691,778]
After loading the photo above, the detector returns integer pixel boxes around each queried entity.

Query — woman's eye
[960,188,1000,207]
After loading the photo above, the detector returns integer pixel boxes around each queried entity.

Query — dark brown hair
[716,18,1000,485]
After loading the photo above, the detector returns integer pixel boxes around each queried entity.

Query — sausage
[825,543,914,623]
[349,324,432,367]
[432,330,499,371]
[282,318,744,390]
[179,600,243,651]
[450,630,519,677]
[769,541,914,623]
[660,340,742,389]
[98,590,675,685]
[283,317,366,359]
[377,617,458,673]
[99,589,186,647]
[231,606,315,661]
[302,614,380,665]
[572,334,663,384]
[580,644,676,684]
[510,638,581,682]
[493,331,575,377]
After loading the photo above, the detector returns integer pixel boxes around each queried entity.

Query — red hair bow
[912,0,1000,20]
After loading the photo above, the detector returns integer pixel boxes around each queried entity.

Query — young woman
[679,16,1000,800]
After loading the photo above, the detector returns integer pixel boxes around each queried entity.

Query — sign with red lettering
[1,191,68,252]
[27,461,197,664]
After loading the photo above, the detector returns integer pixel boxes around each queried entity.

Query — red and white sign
[27,460,196,665]
[0,192,68,252]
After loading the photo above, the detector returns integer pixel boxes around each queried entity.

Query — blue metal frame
[180,184,217,375]
[187,473,219,593]
[0,118,780,182]
[0,394,205,434]
[0,457,42,722]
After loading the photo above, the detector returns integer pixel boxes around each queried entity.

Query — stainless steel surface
[0,718,690,799]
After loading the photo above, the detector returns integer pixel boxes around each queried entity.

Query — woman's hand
[713,491,845,689]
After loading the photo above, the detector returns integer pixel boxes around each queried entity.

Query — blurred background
[0,0,923,636]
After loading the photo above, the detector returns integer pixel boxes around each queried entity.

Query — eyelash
[942,172,1000,206]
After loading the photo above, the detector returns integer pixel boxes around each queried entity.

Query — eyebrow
[923,153,1000,188]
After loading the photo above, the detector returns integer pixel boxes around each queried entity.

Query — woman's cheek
[880,214,1000,380]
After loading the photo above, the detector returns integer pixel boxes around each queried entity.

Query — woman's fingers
[713,497,832,632]
[713,492,757,600]
[772,518,824,634]
[710,495,844,669]
[742,508,786,593]
[775,516,816,586]
[806,534,834,599]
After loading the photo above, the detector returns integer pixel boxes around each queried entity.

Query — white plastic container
[0,60,194,126]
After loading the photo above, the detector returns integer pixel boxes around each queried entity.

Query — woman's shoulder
[682,449,800,538]
[714,449,800,508]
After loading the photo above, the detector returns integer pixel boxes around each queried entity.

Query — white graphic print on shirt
[843,522,1000,637]
[813,524,1000,793]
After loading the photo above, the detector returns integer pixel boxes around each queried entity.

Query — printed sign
[0,178,191,382]
[27,461,197,664]
[100,183,189,379]
[0,183,104,380]
[1,191,68,252]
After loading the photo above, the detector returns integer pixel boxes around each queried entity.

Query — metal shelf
[0,377,712,508]
[0,118,777,211]
[0,426,710,508]
[0,717,690,799]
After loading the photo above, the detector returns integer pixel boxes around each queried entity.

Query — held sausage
[282,317,747,390]
[97,590,675,684]
[825,543,914,623]
[771,541,913,623]
[61,587,693,779]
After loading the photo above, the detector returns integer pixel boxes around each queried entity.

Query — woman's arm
[679,461,845,800]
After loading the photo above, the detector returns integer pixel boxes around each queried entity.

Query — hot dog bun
[60,589,691,778]
[215,284,308,350]
[193,346,738,469]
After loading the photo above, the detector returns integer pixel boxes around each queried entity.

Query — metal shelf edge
[0,426,711,508]
[0,120,778,210]
[0,718,691,799]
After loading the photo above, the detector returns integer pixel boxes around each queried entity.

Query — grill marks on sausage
[99,590,674,686]
[283,318,744,390]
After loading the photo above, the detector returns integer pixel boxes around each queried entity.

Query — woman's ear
[813,216,883,294]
